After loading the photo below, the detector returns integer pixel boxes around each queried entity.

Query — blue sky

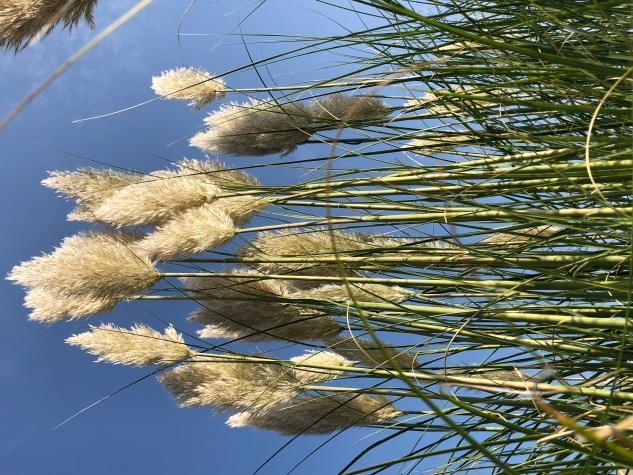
[0,2,435,474]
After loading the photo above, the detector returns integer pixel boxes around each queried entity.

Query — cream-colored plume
[0,0,98,51]
[226,393,401,435]
[42,168,141,222]
[24,288,118,323]
[134,205,236,260]
[8,232,159,300]
[92,171,222,227]
[241,228,403,287]
[190,98,313,156]
[159,360,300,411]
[66,323,192,366]
[310,94,389,123]
[175,158,260,188]
[212,195,271,226]
[326,336,419,369]
[182,270,341,341]
[290,350,353,384]
[151,67,226,108]
[291,283,410,304]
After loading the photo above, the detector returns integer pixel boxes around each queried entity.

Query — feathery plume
[134,205,236,260]
[175,158,260,188]
[160,360,300,411]
[0,0,98,51]
[24,288,118,323]
[327,336,419,369]
[292,283,410,304]
[92,171,222,227]
[241,228,403,286]
[42,168,141,222]
[66,323,191,366]
[211,195,271,226]
[310,94,390,123]
[8,232,159,299]
[226,394,401,435]
[482,225,562,246]
[290,350,353,384]
[151,67,226,108]
[182,270,341,341]
[190,98,313,156]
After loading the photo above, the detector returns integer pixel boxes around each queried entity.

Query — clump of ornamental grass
[0,0,99,51]
[10,0,633,472]
[151,67,226,109]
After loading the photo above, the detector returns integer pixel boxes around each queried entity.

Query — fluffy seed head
[92,172,222,227]
[134,205,236,260]
[8,232,159,299]
[226,394,401,435]
[42,168,141,222]
[212,195,271,226]
[151,67,226,108]
[190,98,313,156]
[310,94,389,123]
[66,323,191,366]
[24,288,118,323]
[175,158,260,188]
[290,350,354,384]
[183,270,341,341]
[241,228,402,287]
[0,0,98,51]
[160,360,300,411]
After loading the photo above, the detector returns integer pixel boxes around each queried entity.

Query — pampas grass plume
[190,98,313,156]
[227,394,401,435]
[159,360,299,411]
[290,350,353,384]
[151,67,226,108]
[24,288,118,323]
[66,323,191,366]
[0,0,99,51]
[134,205,236,260]
[8,232,159,299]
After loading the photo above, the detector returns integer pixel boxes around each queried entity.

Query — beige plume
[134,205,236,260]
[8,232,159,299]
[66,323,191,366]
[182,270,341,341]
[42,168,141,222]
[226,393,401,435]
[310,94,389,123]
[159,360,300,411]
[290,350,354,384]
[92,171,222,227]
[151,67,226,108]
[190,98,313,156]
[24,288,118,323]
[0,0,98,51]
